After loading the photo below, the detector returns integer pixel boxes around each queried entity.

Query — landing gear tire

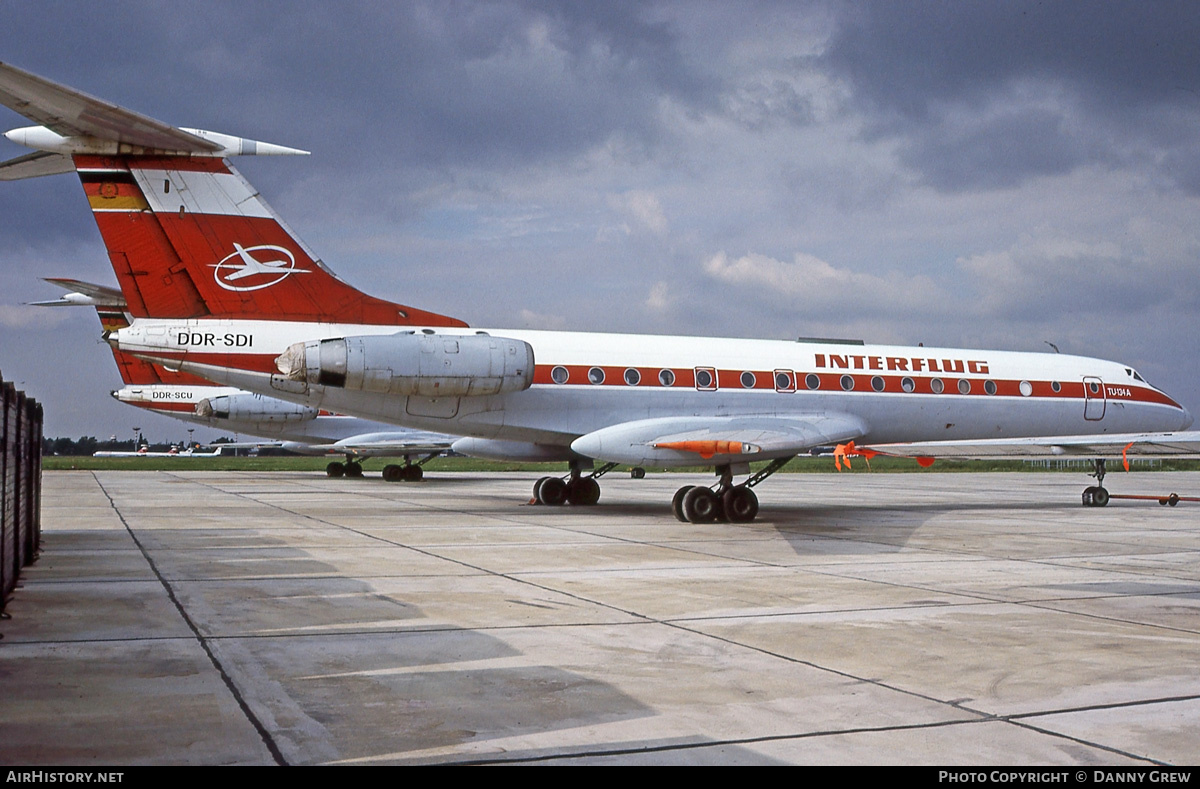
[1169,493,1180,507]
[533,476,552,502]
[682,486,720,523]
[386,464,423,482]
[326,462,345,478]
[567,477,601,506]
[723,486,759,523]
[345,461,364,478]
[672,486,694,522]
[538,477,568,506]
[630,467,646,479]
[1092,487,1109,507]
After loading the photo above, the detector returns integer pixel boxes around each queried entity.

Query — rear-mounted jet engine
[275,332,535,398]
[196,393,319,422]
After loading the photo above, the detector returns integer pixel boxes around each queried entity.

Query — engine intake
[275,332,534,398]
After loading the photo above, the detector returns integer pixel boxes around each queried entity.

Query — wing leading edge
[571,414,868,467]
[859,431,1200,464]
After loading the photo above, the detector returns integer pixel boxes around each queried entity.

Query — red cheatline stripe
[128,401,198,413]
[530,364,1181,407]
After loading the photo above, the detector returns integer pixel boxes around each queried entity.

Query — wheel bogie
[682,486,720,523]
[723,486,759,522]
[567,477,601,506]
[538,476,569,506]
[672,485,694,522]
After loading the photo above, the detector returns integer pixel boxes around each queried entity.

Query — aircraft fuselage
[111,319,1193,464]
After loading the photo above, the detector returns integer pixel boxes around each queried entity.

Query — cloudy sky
[2,1,1199,441]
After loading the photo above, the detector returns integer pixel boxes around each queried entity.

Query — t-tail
[0,60,466,328]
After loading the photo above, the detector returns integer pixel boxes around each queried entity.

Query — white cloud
[517,308,567,330]
[0,305,72,329]
[645,281,671,311]
[608,190,668,236]
[703,250,948,315]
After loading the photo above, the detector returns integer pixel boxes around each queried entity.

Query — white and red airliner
[30,277,457,481]
[3,61,1198,521]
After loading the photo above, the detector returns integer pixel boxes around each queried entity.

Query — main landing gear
[326,455,434,482]
[672,457,792,524]
[382,455,435,482]
[326,459,363,478]
[1082,458,1110,507]
[533,461,618,506]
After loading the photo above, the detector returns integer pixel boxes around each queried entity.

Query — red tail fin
[74,154,467,327]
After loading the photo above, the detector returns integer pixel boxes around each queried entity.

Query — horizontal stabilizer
[0,60,221,152]
[0,150,72,180]
[0,61,308,162]
[29,278,126,308]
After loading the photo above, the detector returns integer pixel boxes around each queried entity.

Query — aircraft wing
[0,60,220,152]
[571,414,867,467]
[202,441,286,450]
[331,431,458,458]
[858,430,1200,464]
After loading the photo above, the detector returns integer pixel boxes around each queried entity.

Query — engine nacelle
[275,332,535,398]
[196,393,319,423]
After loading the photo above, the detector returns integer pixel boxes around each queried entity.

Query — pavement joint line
[147,472,1039,720]
[92,472,289,767]
[85,470,1200,764]
[1005,719,1168,767]
[157,471,1200,706]
[456,715,996,764]
[652,618,1173,766]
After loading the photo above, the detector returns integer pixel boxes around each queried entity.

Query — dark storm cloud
[821,1,1200,192]
[3,1,1200,434]
[901,106,1096,191]
[246,1,709,167]
[2,1,708,168]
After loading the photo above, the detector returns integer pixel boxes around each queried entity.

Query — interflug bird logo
[210,243,308,292]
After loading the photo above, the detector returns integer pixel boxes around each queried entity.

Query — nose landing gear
[1082,459,1109,507]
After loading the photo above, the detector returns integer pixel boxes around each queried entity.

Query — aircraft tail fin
[0,61,466,327]
[75,154,467,326]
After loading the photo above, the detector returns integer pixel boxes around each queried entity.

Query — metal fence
[1,371,43,612]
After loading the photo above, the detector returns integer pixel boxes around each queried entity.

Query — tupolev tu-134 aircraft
[30,278,457,481]
[3,60,1198,522]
